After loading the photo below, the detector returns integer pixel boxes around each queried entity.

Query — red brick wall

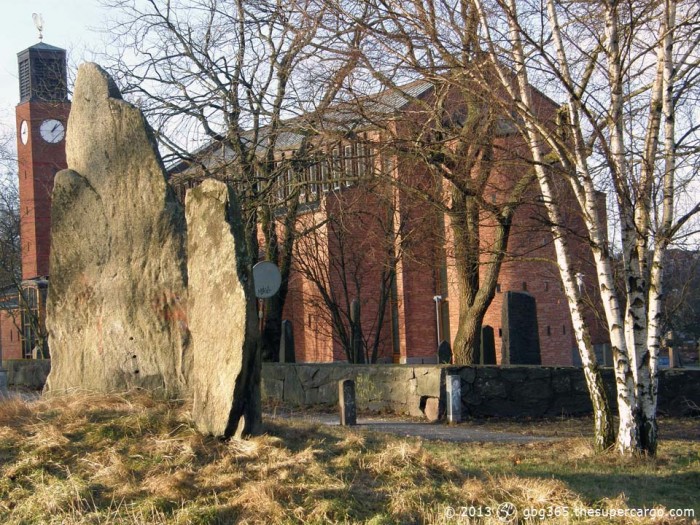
[390,158,444,361]
[183,89,609,366]
[283,215,336,362]
[286,181,396,363]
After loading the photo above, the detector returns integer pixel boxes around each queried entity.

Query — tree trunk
[453,308,481,364]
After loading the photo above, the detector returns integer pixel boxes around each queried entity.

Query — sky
[0,0,106,136]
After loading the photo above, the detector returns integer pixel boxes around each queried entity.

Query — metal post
[446,374,461,423]
[0,345,7,398]
[433,295,443,347]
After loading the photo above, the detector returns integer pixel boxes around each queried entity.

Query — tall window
[275,162,285,201]
[286,167,294,199]
[344,145,353,187]
[356,143,365,178]
[321,159,330,192]
[332,148,341,190]
[367,148,377,177]
[309,162,318,198]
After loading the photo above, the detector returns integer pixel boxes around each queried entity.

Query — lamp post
[0,339,7,397]
[433,295,443,346]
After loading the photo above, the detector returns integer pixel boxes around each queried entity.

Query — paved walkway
[265,412,562,444]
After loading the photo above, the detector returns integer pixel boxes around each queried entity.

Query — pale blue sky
[0,0,106,133]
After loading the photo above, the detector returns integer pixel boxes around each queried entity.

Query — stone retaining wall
[263,363,442,417]
[262,364,700,418]
[5,360,698,418]
[1,359,50,390]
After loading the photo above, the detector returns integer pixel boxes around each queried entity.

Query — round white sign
[253,261,282,298]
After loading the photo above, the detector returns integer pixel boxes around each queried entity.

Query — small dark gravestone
[338,379,357,426]
[480,325,497,365]
[438,340,452,364]
[501,291,541,365]
[279,319,296,363]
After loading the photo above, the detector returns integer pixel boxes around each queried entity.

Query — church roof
[168,79,434,175]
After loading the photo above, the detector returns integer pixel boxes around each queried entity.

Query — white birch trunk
[476,0,616,450]
[642,0,677,455]
[602,0,649,453]
[545,0,638,453]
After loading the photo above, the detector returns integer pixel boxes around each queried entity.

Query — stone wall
[6,360,698,418]
[262,364,700,418]
[1,360,51,390]
[263,364,442,417]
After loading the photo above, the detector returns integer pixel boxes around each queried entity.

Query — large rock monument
[185,179,260,437]
[46,64,191,396]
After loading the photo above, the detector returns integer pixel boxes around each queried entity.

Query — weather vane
[32,13,44,42]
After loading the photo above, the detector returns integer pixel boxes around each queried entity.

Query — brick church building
[1,41,609,367]
[171,81,609,366]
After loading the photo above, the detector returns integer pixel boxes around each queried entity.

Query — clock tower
[15,42,71,281]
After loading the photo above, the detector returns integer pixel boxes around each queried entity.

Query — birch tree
[473,0,700,455]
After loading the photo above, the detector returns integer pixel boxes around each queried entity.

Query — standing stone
[186,179,260,438]
[500,291,541,365]
[480,325,497,365]
[446,375,461,423]
[438,340,452,364]
[279,319,296,363]
[422,397,440,422]
[339,379,357,426]
[46,63,190,396]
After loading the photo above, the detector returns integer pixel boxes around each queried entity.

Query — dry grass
[0,392,697,524]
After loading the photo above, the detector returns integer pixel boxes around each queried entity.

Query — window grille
[19,59,31,100]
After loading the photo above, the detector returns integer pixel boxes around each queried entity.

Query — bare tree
[0,131,49,360]
[315,0,547,365]
[0,135,20,290]
[472,0,700,455]
[293,177,400,363]
[102,0,359,358]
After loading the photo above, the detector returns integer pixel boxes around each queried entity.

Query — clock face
[20,120,29,145]
[39,119,65,144]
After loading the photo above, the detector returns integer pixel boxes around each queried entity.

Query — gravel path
[4,389,561,443]
[265,412,562,444]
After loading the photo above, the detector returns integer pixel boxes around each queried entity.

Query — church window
[344,145,353,186]
[332,148,341,190]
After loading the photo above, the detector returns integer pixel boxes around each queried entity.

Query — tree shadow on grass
[519,469,700,513]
